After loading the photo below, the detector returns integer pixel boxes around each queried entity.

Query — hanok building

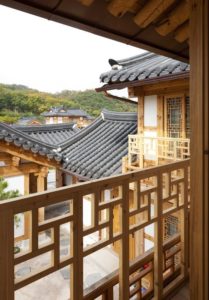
[42,106,94,128]
[99,52,190,171]
[0,1,208,300]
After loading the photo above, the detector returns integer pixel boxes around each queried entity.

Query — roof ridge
[0,122,56,149]
[102,109,137,121]
[109,52,157,67]
[14,122,77,132]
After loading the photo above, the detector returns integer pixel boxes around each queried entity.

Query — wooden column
[56,168,64,188]
[138,96,144,135]
[24,174,31,239]
[157,95,164,137]
[190,0,209,299]
[24,174,29,195]
[0,208,14,300]
[181,94,186,138]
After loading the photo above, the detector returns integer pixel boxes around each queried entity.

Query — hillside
[0,84,136,123]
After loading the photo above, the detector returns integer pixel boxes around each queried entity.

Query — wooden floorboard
[170,283,190,299]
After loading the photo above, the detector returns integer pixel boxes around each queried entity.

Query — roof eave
[96,71,190,92]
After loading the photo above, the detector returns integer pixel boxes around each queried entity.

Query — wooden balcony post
[119,181,130,300]
[56,168,64,188]
[71,193,83,300]
[0,207,14,300]
[154,174,163,299]
[190,0,209,299]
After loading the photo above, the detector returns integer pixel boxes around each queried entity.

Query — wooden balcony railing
[0,159,190,300]
[128,135,190,170]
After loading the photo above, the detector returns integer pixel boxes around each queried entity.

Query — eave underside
[0,0,189,62]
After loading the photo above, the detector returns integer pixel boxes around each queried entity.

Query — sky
[0,5,144,94]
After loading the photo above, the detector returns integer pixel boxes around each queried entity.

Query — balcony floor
[170,282,190,300]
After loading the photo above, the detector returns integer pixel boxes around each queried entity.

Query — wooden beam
[190,0,209,299]
[174,21,189,43]
[134,0,176,28]
[12,156,20,167]
[0,152,11,161]
[108,0,138,17]
[156,1,189,36]
[132,78,189,97]
[78,0,94,6]
[0,141,59,168]
[0,163,41,177]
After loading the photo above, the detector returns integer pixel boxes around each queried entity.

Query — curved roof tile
[100,52,190,85]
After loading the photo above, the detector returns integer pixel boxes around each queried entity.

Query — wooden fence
[0,159,190,299]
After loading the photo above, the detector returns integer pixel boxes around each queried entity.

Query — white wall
[144,95,157,127]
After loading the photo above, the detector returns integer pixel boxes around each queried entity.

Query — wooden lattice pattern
[166,97,183,138]
[0,160,190,299]
[128,135,190,169]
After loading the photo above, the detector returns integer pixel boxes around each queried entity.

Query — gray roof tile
[100,52,190,85]
[0,111,137,179]
[61,109,137,179]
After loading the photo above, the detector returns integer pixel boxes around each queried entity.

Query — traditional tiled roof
[61,110,137,179]
[14,123,79,146]
[100,52,190,85]
[0,111,137,179]
[41,107,93,119]
[0,123,61,161]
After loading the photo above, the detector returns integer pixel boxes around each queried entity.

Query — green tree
[0,177,19,200]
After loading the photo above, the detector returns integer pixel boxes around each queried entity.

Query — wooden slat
[134,0,176,28]
[155,1,189,36]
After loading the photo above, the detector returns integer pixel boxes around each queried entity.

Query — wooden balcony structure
[126,135,190,170]
[0,160,190,299]
[0,0,208,299]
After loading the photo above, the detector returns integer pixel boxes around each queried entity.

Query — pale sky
[0,5,144,93]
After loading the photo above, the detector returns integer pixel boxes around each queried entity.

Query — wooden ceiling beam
[78,0,95,6]
[155,1,189,37]
[174,22,189,43]
[134,0,176,28]
[108,0,139,17]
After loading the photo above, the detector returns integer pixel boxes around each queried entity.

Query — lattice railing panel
[128,135,190,169]
[0,160,190,299]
